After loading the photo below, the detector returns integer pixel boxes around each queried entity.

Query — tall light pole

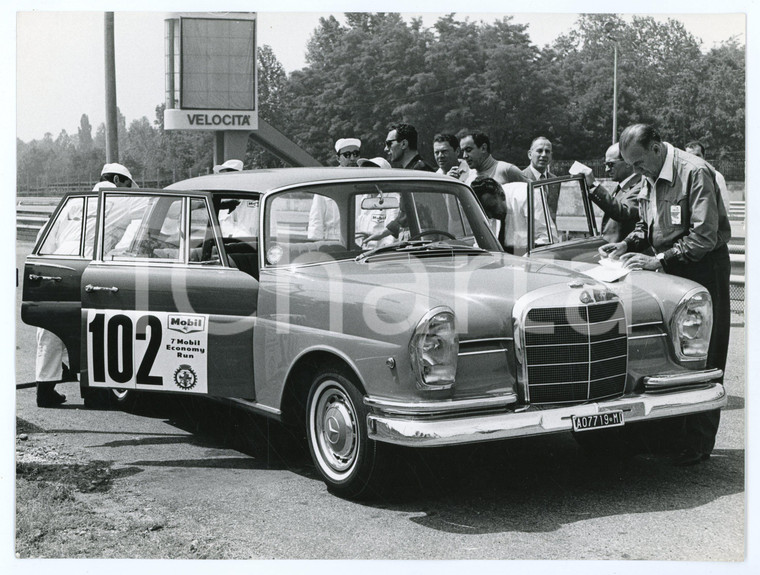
[104,12,119,162]
[604,21,619,145]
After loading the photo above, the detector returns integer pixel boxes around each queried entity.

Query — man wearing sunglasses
[582,142,642,243]
[335,138,362,167]
[307,137,361,240]
[384,124,434,171]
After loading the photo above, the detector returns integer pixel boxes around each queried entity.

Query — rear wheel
[306,368,379,499]
[110,388,139,411]
[82,387,111,409]
[80,386,138,411]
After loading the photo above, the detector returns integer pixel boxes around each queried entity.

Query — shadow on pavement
[22,391,744,536]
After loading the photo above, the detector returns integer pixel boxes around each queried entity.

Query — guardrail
[16,199,57,242]
[729,201,745,220]
[16,197,746,308]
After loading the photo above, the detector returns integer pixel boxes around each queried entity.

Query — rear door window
[38,196,85,256]
[102,194,183,261]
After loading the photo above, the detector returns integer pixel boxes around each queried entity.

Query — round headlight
[670,289,712,361]
[409,307,458,390]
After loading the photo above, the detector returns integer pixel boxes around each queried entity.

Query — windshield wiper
[356,240,487,262]
[355,239,420,261]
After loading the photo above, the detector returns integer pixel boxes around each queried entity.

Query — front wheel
[306,369,379,499]
[573,427,629,458]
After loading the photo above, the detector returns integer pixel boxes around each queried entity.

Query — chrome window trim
[628,333,668,341]
[26,256,85,265]
[458,349,508,357]
[459,337,514,344]
[630,320,665,329]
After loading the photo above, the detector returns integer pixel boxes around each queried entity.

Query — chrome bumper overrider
[366,378,726,448]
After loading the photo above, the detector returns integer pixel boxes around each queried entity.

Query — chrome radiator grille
[523,300,627,404]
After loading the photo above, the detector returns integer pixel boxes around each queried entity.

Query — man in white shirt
[432,133,469,181]
[471,177,553,255]
[307,138,361,240]
[522,136,556,181]
[36,162,138,407]
[522,137,560,222]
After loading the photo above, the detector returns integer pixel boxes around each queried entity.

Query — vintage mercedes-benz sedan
[22,168,726,497]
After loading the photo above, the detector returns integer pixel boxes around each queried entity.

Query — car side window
[38,196,85,256]
[188,197,222,265]
[266,191,346,265]
[102,194,183,261]
[218,198,259,239]
[83,197,98,259]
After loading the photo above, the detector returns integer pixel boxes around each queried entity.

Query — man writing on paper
[598,124,731,467]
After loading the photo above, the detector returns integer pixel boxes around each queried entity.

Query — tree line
[16,13,745,193]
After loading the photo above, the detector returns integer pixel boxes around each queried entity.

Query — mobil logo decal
[168,314,206,334]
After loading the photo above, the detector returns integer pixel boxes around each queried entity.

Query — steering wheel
[408,229,457,241]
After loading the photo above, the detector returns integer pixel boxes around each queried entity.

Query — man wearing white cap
[335,138,361,167]
[213,159,244,173]
[35,162,136,406]
[357,157,391,169]
[307,138,362,240]
[99,162,137,187]
[34,213,79,406]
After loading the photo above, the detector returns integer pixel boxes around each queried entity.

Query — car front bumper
[366,375,726,448]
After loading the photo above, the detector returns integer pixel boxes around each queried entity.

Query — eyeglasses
[604,160,620,169]
[385,139,399,148]
[339,150,361,159]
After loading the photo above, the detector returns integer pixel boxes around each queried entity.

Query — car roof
[165,167,455,193]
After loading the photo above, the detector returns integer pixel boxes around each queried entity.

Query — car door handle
[28,274,62,282]
[85,284,119,293]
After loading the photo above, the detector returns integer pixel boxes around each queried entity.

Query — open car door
[80,189,258,400]
[22,192,98,371]
[527,174,606,263]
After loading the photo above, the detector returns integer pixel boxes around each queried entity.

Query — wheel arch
[279,348,367,428]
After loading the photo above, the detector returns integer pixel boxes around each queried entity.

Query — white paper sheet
[583,257,631,282]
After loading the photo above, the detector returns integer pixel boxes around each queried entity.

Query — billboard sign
[164,13,258,131]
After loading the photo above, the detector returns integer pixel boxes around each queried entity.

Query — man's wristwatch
[655,252,665,268]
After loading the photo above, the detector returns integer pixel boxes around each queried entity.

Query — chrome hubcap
[313,383,358,475]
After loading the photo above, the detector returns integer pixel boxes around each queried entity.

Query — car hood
[285,252,672,340]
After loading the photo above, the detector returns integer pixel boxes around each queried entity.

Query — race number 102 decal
[86,309,209,393]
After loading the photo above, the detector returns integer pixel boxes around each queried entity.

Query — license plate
[571,410,625,432]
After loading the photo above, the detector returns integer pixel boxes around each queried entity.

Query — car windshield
[263,180,500,266]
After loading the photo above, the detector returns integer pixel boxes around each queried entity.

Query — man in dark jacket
[522,137,559,221]
[599,124,731,467]
[583,142,642,243]
[384,123,434,171]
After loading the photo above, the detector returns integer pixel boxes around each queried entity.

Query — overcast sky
[12,3,747,142]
